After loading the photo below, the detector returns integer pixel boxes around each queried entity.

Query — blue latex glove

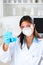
[4,32,12,39]
[4,32,17,44]
[4,32,12,44]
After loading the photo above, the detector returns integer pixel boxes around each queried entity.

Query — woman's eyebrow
[26,25,30,27]
[21,25,31,28]
[21,25,30,28]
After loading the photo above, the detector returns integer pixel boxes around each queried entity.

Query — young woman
[0,15,43,65]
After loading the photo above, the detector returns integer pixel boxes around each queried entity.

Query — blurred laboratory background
[0,0,43,65]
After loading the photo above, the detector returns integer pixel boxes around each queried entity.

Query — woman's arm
[0,32,17,63]
[0,44,11,63]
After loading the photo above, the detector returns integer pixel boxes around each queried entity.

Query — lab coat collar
[32,37,39,44]
[22,37,39,49]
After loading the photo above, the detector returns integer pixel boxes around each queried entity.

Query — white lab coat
[0,37,43,65]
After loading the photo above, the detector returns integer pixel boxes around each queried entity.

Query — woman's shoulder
[38,38,43,41]
[38,38,43,43]
[37,38,43,47]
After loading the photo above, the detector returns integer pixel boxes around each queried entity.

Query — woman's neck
[26,34,34,47]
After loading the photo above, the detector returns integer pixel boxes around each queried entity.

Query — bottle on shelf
[3,0,7,3]
[27,0,31,3]
[38,0,42,3]
[14,0,17,3]
[23,0,27,3]
[11,0,14,3]
[18,0,21,3]
[21,0,23,3]
[16,0,19,3]
[35,0,38,3]
[32,0,35,3]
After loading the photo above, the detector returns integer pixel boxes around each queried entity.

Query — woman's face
[20,21,35,37]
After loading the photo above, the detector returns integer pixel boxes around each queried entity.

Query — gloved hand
[11,37,17,42]
[4,32,17,44]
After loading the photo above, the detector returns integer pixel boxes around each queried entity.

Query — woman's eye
[21,26,24,28]
[27,25,30,27]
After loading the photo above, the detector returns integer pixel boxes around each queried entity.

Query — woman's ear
[31,23,35,28]
[34,24,35,28]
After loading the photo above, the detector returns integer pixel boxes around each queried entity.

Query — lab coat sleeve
[41,40,43,58]
[39,40,43,65]
[40,51,43,65]
[0,44,11,63]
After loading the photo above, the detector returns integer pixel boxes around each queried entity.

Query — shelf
[3,3,43,9]
[3,0,43,4]
[3,1,43,17]
[3,3,43,5]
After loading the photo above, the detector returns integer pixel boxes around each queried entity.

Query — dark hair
[18,15,40,49]
[19,15,33,26]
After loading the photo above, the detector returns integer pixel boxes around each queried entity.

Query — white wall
[0,0,3,17]
[0,16,22,37]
